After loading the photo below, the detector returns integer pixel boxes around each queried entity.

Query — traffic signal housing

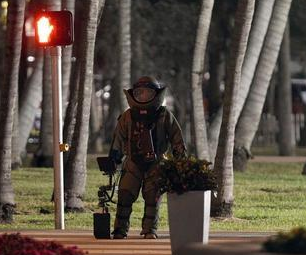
[35,10,74,47]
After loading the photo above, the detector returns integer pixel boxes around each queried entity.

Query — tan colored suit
[111,89,186,236]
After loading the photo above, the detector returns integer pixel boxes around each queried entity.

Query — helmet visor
[133,87,156,103]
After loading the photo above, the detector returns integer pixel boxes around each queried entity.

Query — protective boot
[112,228,127,239]
[144,233,157,239]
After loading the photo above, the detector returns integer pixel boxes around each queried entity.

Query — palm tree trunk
[11,103,20,170]
[63,0,105,158]
[233,0,276,171]
[132,27,144,82]
[12,26,27,170]
[235,0,276,123]
[267,72,277,114]
[90,0,105,154]
[62,0,75,117]
[18,49,43,158]
[89,87,103,153]
[65,0,102,211]
[98,0,106,25]
[63,0,105,193]
[119,0,131,111]
[191,0,214,161]
[0,19,5,101]
[0,0,25,223]
[63,0,84,165]
[45,0,61,10]
[18,26,28,97]
[212,0,255,217]
[63,9,83,203]
[277,24,294,155]
[208,0,276,163]
[208,107,222,161]
[34,49,53,167]
[234,0,293,171]
[207,49,223,117]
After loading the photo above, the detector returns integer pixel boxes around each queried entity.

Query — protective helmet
[132,76,162,103]
[123,76,166,110]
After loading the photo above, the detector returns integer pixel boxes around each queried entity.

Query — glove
[173,148,187,160]
[109,149,123,164]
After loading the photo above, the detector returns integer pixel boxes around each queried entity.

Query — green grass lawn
[1,160,306,232]
[251,146,306,156]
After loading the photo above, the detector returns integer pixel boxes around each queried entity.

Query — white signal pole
[36,10,73,230]
[50,46,65,229]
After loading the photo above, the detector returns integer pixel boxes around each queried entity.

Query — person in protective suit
[109,76,186,239]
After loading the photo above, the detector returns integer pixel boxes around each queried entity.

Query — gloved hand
[173,148,187,160]
[109,149,123,164]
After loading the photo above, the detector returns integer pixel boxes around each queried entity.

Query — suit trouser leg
[141,164,161,235]
[114,160,143,235]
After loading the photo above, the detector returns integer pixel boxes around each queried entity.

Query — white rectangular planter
[167,190,211,254]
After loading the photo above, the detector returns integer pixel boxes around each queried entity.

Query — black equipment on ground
[93,157,118,239]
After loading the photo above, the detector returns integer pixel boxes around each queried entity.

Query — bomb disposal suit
[109,76,186,239]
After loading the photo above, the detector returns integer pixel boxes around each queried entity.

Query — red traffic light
[35,10,74,46]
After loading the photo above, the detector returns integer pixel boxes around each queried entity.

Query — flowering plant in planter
[263,227,306,254]
[0,233,87,255]
[157,155,217,195]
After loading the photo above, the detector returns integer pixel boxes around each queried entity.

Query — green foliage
[264,227,306,254]
[157,155,217,195]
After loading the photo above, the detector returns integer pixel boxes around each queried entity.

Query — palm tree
[0,0,25,223]
[98,0,106,25]
[89,87,103,153]
[0,18,5,93]
[11,103,20,169]
[63,0,104,159]
[62,0,75,116]
[235,0,276,123]
[212,0,255,217]
[18,49,43,158]
[63,0,84,163]
[208,0,276,162]
[119,0,131,111]
[208,107,222,161]
[34,49,54,167]
[65,0,103,211]
[277,24,294,156]
[191,0,214,161]
[234,0,293,171]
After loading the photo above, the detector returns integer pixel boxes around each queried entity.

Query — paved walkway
[0,230,276,255]
[251,156,305,163]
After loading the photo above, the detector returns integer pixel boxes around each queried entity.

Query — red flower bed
[0,233,87,255]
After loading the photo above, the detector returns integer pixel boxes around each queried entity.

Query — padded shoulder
[118,108,132,122]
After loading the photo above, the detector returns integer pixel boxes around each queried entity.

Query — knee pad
[118,189,136,206]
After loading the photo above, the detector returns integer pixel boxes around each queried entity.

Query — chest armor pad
[130,109,158,165]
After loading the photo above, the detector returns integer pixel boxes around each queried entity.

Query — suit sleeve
[109,112,128,164]
[165,109,187,158]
